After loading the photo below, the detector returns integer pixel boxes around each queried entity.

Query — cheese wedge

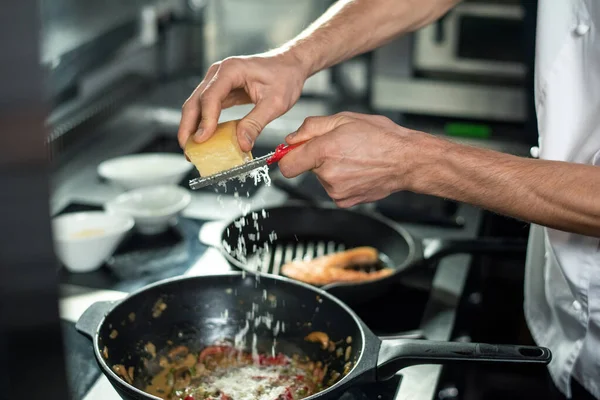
[184,120,253,177]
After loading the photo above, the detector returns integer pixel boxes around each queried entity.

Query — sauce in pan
[144,345,326,400]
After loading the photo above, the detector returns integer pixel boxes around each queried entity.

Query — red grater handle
[266,141,306,165]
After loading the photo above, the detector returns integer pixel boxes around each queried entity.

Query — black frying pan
[75,273,550,400]
[199,202,527,304]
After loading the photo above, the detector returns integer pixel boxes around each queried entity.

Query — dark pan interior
[96,274,364,396]
[220,205,413,278]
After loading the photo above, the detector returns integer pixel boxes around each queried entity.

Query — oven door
[413,2,526,81]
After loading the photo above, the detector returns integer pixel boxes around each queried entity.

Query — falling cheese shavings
[201,132,287,371]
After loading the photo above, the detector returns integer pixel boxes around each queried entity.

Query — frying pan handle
[376,339,551,381]
[378,330,426,340]
[75,301,115,340]
[422,237,528,262]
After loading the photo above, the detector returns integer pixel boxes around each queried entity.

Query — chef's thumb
[237,101,281,152]
[278,139,322,179]
[286,115,341,144]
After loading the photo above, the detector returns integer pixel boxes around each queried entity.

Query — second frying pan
[199,202,526,305]
[75,273,551,400]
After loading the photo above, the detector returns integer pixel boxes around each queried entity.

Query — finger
[193,69,244,143]
[278,137,326,178]
[178,66,219,148]
[178,98,202,148]
[221,89,252,109]
[237,100,285,152]
[334,197,360,209]
[286,114,350,144]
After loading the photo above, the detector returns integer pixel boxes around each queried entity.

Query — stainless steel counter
[54,78,487,400]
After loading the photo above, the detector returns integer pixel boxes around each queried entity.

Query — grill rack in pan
[243,239,387,277]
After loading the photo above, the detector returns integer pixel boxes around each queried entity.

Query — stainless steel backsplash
[40,0,156,65]
[202,0,331,66]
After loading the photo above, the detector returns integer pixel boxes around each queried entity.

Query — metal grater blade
[188,152,273,190]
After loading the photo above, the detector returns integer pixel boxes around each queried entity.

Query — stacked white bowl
[54,153,193,273]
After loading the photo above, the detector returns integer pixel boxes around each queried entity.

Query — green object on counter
[444,122,491,138]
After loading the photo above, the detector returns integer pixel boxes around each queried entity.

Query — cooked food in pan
[281,246,393,285]
[77,274,551,400]
[144,344,327,400]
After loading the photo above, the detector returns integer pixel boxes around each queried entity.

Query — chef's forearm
[411,137,600,237]
[282,0,460,77]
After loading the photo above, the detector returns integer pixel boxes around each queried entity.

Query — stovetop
[57,187,475,400]
[63,309,403,400]
[53,85,484,400]
[62,308,403,400]
[57,198,430,400]
[56,172,481,400]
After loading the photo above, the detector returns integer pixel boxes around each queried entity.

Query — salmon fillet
[281,246,393,285]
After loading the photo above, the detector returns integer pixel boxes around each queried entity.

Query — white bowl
[105,185,191,235]
[98,153,193,190]
[52,212,134,273]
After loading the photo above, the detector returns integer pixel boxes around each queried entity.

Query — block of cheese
[184,120,253,177]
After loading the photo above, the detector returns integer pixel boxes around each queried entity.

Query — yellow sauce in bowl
[71,228,106,239]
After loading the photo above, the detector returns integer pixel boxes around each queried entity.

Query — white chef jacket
[524,0,600,398]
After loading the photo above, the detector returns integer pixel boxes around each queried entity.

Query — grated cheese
[208,365,287,400]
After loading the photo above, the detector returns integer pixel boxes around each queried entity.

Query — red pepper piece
[220,394,232,400]
[284,387,294,400]
[184,396,194,400]
[262,353,289,366]
[198,346,233,362]
[257,352,289,366]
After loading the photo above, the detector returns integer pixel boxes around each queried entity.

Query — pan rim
[90,271,369,399]
[217,202,419,285]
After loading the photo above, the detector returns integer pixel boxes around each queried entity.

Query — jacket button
[574,23,590,36]
[572,300,582,312]
[530,146,539,158]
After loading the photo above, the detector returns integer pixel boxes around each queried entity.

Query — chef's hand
[278,112,435,208]
[178,51,308,152]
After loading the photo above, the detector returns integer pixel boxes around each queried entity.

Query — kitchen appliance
[371,0,532,123]
[414,1,526,81]
[199,203,527,304]
[75,273,551,400]
[49,82,514,398]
